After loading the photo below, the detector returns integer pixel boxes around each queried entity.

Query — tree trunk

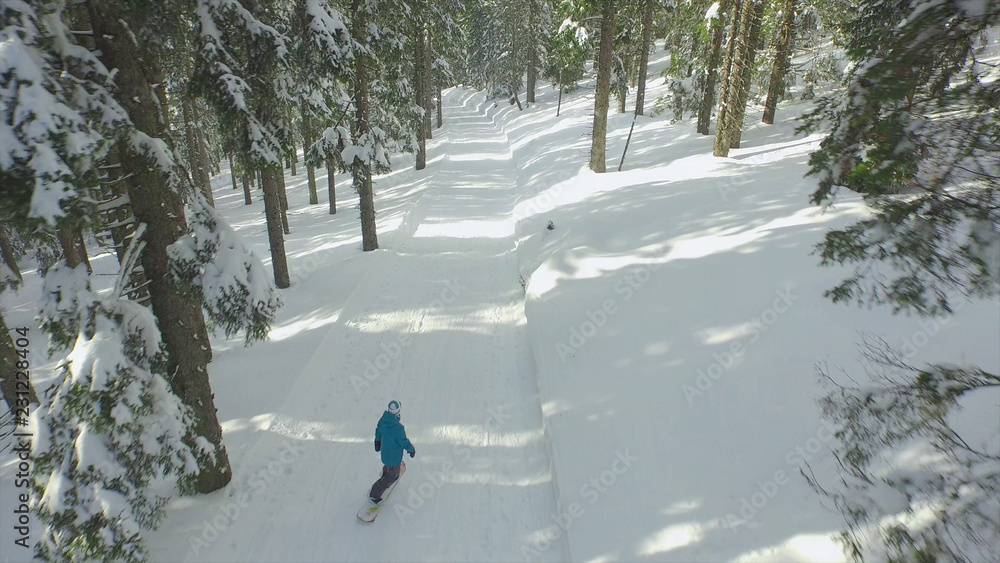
[260,168,290,288]
[0,228,22,283]
[86,0,232,494]
[557,68,564,116]
[436,85,443,128]
[415,22,427,171]
[526,3,537,104]
[635,0,654,116]
[423,33,433,141]
[326,158,337,214]
[762,0,795,125]
[729,0,766,149]
[277,169,290,234]
[75,233,92,274]
[713,0,743,151]
[56,228,84,269]
[589,0,617,173]
[242,174,252,205]
[229,153,238,190]
[0,310,39,412]
[713,0,752,157]
[698,0,730,134]
[301,109,318,204]
[181,99,202,196]
[352,0,379,251]
[195,120,214,205]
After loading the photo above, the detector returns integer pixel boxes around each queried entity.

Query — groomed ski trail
[169,89,567,563]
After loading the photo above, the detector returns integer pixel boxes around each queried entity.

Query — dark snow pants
[369,464,401,501]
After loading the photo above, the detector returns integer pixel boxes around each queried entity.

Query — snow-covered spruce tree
[800,0,999,315]
[409,0,463,169]
[465,0,532,108]
[84,0,238,493]
[32,293,201,562]
[193,0,296,286]
[293,0,354,215]
[168,195,282,345]
[542,3,590,101]
[1,0,121,405]
[524,0,552,104]
[289,0,353,209]
[429,3,463,128]
[654,0,706,122]
[798,2,1000,560]
[306,123,350,215]
[343,0,420,251]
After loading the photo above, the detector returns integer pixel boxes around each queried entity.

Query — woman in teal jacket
[369,400,415,504]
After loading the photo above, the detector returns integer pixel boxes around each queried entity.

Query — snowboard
[357,461,406,523]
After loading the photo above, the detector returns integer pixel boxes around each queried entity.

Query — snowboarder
[369,400,415,505]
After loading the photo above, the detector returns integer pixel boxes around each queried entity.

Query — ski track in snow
[170,93,566,563]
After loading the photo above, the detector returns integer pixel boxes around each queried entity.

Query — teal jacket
[375,411,414,467]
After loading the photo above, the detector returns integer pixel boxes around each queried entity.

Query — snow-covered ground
[3,46,999,563]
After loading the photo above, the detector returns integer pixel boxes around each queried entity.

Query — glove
[409,448,415,458]
[374,440,381,452]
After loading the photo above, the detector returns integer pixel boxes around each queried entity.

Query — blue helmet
[387,400,401,415]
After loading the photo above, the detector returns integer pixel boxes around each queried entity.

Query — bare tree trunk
[437,85,443,128]
[557,68,564,117]
[424,34,433,141]
[352,0,378,251]
[182,99,199,184]
[87,0,232,493]
[75,234,91,274]
[277,170,290,234]
[415,22,427,171]
[589,0,617,173]
[714,0,753,157]
[635,0,654,116]
[713,0,743,150]
[0,310,39,412]
[182,98,211,205]
[0,228,21,283]
[729,0,766,149]
[195,120,214,205]
[526,3,537,104]
[229,153,238,190]
[301,108,318,204]
[762,0,795,125]
[326,158,337,214]
[261,168,290,288]
[242,174,253,205]
[698,0,730,134]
